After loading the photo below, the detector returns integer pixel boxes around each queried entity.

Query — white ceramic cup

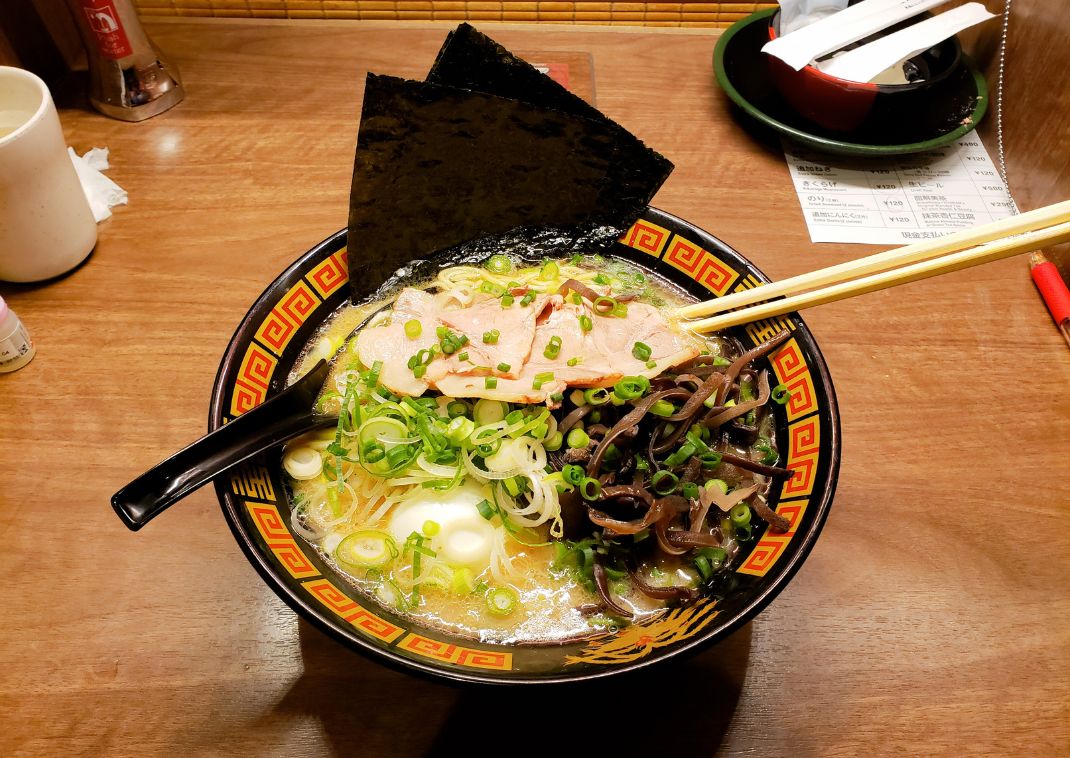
[0,66,97,282]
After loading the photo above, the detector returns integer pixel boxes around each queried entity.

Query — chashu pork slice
[587,300,700,386]
[434,293,551,379]
[521,297,621,387]
[353,289,441,397]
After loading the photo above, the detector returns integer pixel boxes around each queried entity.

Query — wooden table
[2,19,1068,756]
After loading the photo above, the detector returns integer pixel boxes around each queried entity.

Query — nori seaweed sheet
[348,74,629,302]
[347,25,674,303]
[427,24,673,229]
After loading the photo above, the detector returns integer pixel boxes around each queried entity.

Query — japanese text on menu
[784,132,1015,244]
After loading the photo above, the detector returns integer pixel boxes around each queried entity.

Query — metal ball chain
[995,0,1019,213]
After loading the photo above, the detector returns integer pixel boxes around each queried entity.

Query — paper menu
[784,132,1016,244]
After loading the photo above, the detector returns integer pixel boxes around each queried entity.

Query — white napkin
[68,147,127,222]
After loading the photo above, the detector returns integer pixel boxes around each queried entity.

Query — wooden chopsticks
[679,199,1070,334]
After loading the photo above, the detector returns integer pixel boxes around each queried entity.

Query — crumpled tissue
[777,0,849,36]
[67,147,127,223]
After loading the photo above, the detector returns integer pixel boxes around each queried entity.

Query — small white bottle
[0,296,35,373]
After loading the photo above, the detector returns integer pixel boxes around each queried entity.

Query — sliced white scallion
[473,398,507,426]
[336,529,397,569]
[283,445,323,480]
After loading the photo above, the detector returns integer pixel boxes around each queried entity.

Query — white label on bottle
[0,321,33,367]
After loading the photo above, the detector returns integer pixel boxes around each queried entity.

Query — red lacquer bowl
[766,11,963,133]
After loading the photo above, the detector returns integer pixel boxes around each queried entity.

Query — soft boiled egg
[386,481,498,572]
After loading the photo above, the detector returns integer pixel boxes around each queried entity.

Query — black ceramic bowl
[209,208,841,684]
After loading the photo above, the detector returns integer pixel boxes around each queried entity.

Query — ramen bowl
[210,207,841,684]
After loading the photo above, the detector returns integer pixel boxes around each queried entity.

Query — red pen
[1029,252,1070,350]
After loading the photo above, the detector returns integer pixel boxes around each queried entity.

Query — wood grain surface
[1,20,1068,757]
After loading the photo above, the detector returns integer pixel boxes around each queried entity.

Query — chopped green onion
[404,320,422,339]
[532,371,554,390]
[612,302,628,318]
[476,499,496,520]
[603,443,620,463]
[386,445,413,468]
[549,391,564,403]
[569,389,586,406]
[694,556,713,581]
[457,351,469,362]
[505,410,524,425]
[631,342,652,361]
[446,416,475,443]
[485,377,498,389]
[452,567,477,595]
[486,254,513,274]
[544,431,563,451]
[664,442,698,468]
[578,314,593,332]
[473,399,506,425]
[593,273,610,285]
[436,326,448,340]
[730,503,751,526]
[756,440,778,465]
[592,296,617,314]
[503,477,523,497]
[567,357,581,367]
[681,482,700,500]
[422,520,441,537]
[700,452,723,468]
[705,479,729,494]
[567,428,590,449]
[583,387,610,405]
[540,261,560,280]
[520,292,535,306]
[367,360,383,387]
[635,455,650,471]
[772,383,792,405]
[579,477,602,501]
[562,464,585,486]
[362,442,385,464]
[613,376,650,400]
[571,293,583,305]
[651,470,679,495]
[485,586,519,616]
[446,400,468,418]
[735,523,753,541]
[412,365,427,379]
[482,329,500,344]
[414,349,434,365]
[501,294,515,307]
[479,280,505,296]
[649,400,675,417]
[696,547,727,567]
[496,362,511,373]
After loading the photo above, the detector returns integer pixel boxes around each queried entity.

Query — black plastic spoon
[112,358,336,531]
